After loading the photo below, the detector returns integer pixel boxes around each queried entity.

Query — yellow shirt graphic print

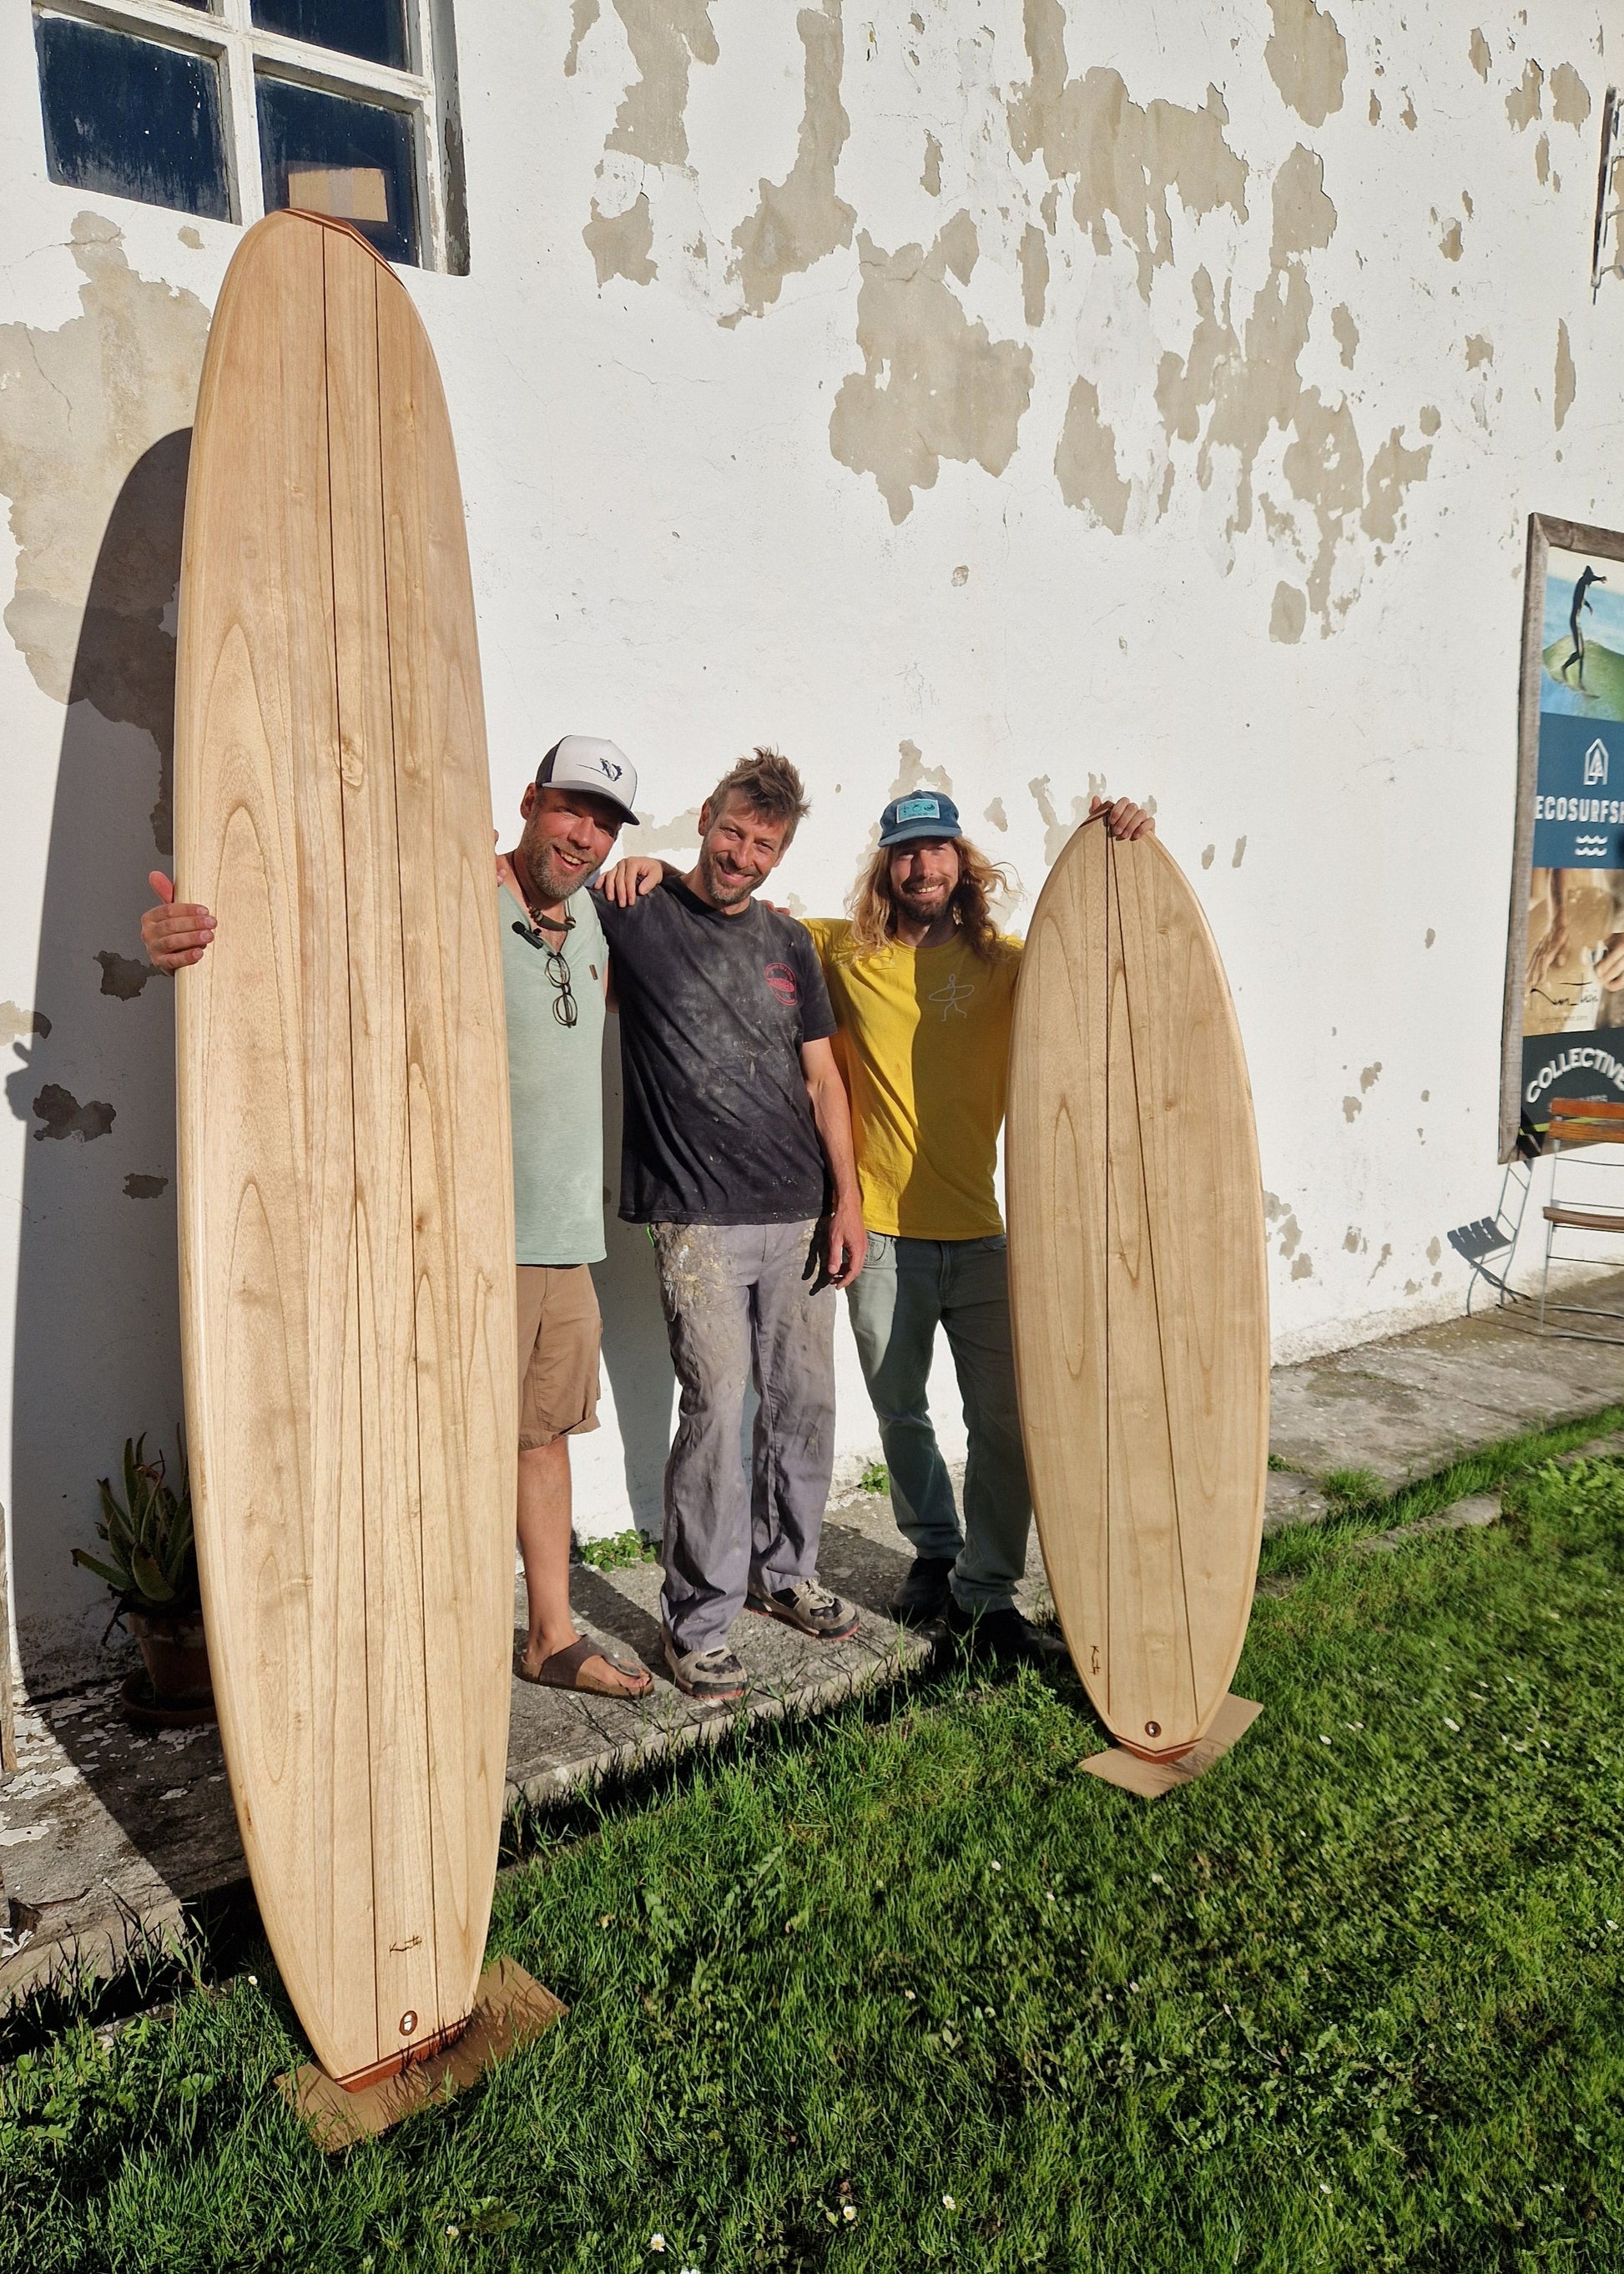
[804,918,1023,1240]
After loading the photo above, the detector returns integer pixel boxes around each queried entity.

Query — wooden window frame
[32,0,467,272]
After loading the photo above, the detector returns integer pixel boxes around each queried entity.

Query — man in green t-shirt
[141,734,654,1698]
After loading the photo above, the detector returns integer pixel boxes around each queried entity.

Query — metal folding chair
[1537,1096,1624,1336]
[1447,1160,1533,1315]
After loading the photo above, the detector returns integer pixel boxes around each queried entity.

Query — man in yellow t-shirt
[803,787,1153,1664]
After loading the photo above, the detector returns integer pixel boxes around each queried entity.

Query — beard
[895,880,954,925]
[697,842,764,910]
[520,837,593,907]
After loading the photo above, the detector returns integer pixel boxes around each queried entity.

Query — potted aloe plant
[73,1434,212,1721]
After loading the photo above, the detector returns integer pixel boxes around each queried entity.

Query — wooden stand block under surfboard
[279,1959,565,2149]
[1081,1694,1263,1800]
[1007,820,1268,1766]
[174,210,519,2088]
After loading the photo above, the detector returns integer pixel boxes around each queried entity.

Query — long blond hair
[845,837,1015,960]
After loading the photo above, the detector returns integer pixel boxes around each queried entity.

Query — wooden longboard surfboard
[174,211,516,2085]
[1006,823,1268,1762]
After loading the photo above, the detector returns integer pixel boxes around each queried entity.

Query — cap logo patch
[592,755,623,782]
[895,795,941,822]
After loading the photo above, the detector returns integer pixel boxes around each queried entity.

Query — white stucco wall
[1,0,1617,1684]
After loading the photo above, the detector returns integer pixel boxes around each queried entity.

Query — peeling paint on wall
[1017,224,1049,328]
[31,1086,114,1142]
[603,0,719,169]
[1269,143,1336,270]
[585,192,658,285]
[1007,15,1249,301]
[1550,63,1591,127]
[1331,302,1358,367]
[894,739,953,799]
[123,1173,168,1199]
[724,0,853,324]
[93,950,152,1001]
[0,214,209,855]
[1270,582,1307,642]
[1263,0,1348,129]
[1505,59,1543,132]
[921,133,942,196]
[1054,377,1128,532]
[829,225,1031,523]
[1555,319,1576,429]
[1028,774,1099,867]
[1362,428,1432,546]
[0,1003,51,1044]
[1469,28,1491,82]
[565,0,600,78]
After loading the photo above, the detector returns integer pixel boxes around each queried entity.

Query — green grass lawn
[4,1443,1624,2271]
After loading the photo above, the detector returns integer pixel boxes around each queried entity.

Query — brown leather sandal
[517,1635,653,1697]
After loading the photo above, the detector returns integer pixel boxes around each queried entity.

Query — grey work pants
[843,1232,1031,1613]
[650,1220,836,1654]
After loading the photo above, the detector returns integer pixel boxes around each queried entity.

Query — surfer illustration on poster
[1006,813,1268,1794]
[173,209,546,2108]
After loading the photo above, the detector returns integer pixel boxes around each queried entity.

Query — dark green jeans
[844,1232,1032,1613]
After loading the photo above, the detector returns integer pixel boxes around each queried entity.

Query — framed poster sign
[1501,514,1624,1158]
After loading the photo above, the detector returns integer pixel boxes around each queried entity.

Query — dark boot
[890,1554,956,1625]
[945,1601,1067,1667]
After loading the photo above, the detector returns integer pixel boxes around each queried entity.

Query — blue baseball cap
[877,790,961,846]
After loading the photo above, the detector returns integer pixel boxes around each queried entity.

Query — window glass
[35,16,229,221]
[257,74,417,265]
[251,0,407,72]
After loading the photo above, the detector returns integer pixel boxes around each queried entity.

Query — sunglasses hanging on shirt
[512,910,579,1029]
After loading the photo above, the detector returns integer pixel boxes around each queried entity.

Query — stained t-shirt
[594,875,837,1225]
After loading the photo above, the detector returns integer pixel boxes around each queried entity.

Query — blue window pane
[35,17,229,222]
[257,74,418,265]
[252,0,406,71]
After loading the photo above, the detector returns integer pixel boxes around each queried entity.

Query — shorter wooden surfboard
[1007,822,1268,1761]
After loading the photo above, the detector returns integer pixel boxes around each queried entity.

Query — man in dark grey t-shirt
[595,749,866,1702]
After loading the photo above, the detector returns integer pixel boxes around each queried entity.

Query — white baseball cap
[535,735,639,826]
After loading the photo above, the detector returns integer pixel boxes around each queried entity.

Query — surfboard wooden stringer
[1007,819,1269,1768]
[174,210,517,2087]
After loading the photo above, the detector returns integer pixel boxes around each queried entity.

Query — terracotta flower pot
[126,1606,213,1707]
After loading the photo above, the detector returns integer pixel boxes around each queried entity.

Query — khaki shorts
[515,1263,603,1450]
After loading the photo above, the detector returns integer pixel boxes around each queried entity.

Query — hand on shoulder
[600,855,668,906]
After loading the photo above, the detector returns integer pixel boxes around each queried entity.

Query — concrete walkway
[5,1283,1624,2009]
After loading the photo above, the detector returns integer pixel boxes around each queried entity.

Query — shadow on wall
[7,431,683,1701]
[593,1031,677,1529]
[8,430,193,1697]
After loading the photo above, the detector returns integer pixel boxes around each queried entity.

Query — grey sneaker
[663,1631,749,1702]
[745,1577,860,1640]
